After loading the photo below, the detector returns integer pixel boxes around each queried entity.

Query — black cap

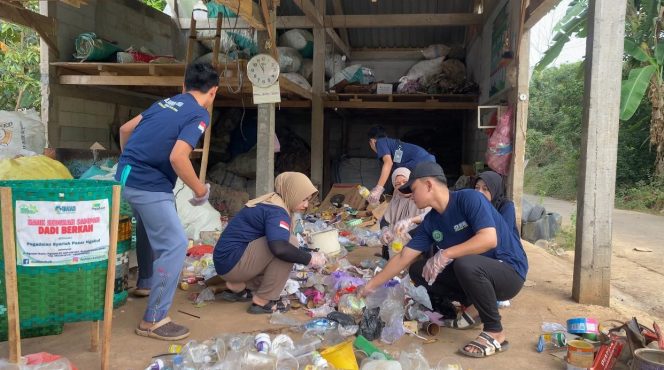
[399,162,446,194]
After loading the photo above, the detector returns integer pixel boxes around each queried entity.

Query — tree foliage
[140,0,167,11]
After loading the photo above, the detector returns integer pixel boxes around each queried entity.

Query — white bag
[421,44,451,60]
[404,57,444,86]
[278,29,314,58]
[278,47,303,73]
[282,72,312,92]
[173,178,222,240]
[0,110,46,159]
[298,59,313,82]
[325,53,346,78]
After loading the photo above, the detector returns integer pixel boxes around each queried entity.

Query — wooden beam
[1,187,21,363]
[508,29,530,232]
[323,101,478,110]
[213,0,265,30]
[280,77,312,100]
[178,17,251,29]
[291,0,350,58]
[0,1,59,57]
[331,0,351,53]
[275,13,483,29]
[351,48,423,60]
[59,75,185,86]
[572,0,627,306]
[101,185,121,370]
[310,0,326,190]
[524,0,562,30]
[214,99,311,108]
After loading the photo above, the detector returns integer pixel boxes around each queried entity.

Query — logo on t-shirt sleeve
[197,121,207,134]
[279,220,290,231]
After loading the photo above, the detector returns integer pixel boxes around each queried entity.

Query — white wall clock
[247,54,280,88]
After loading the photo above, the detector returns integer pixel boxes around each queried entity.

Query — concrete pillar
[310,0,326,190]
[572,0,627,306]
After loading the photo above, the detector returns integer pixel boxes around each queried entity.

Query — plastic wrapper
[338,294,366,319]
[403,277,433,310]
[359,307,384,341]
[398,345,430,370]
[327,271,365,291]
[271,334,296,356]
[270,312,305,327]
[305,304,335,318]
[194,287,216,306]
[327,311,356,328]
[281,279,301,296]
[379,285,406,344]
[329,64,375,89]
[278,47,303,73]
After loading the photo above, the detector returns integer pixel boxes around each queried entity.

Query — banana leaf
[620,65,657,120]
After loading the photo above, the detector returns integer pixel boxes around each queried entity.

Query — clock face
[247,54,280,88]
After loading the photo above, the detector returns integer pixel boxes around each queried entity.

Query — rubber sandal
[132,288,150,297]
[135,317,190,341]
[220,288,253,302]
[448,311,480,330]
[460,331,510,358]
[247,300,290,314]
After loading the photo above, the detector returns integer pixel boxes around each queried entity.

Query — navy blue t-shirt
[214,204,292,275]
[115,93,209,192]
[498,201,519,239]
[375,138,436,170]
[408,189,528,280]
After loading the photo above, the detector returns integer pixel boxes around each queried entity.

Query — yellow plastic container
[320,340,359,370]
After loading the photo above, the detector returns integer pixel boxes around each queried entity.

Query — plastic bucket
[632,349,664,370]
[310,229,341,256]
[320,340,359,370]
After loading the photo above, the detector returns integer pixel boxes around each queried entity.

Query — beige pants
[221,236,294,301]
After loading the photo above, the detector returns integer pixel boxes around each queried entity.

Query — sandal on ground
[220,288,253,302]
[135,317,190,341]
[447,311,480,330]
[460,331,510,358]
[247,300,290,314]
[131,288,150,297]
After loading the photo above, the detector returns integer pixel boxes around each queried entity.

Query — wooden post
[90,321,100,352]
[310,0,326,190]
[572,0,627,306]
[508,29,530,230]
[101,185,121,370]
[255,2,277,196]
[1,188,21,363]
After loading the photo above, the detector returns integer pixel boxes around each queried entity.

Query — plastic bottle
[536,332,567,352]
[357,185,371,199]
[255,333,272,354]
[172,355,184,370]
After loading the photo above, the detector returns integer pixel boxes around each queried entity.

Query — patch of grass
[615,178,664,214]
[524,161,578,201]
[553,212,576,251]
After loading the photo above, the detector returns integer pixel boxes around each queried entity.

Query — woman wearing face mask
[213,172,327,314]
[379,167,431,259]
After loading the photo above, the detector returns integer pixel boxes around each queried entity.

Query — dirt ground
[0,242,660,369]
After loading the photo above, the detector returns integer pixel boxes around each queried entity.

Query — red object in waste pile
[333,286,357,304]
[591,337,625,370]
[654,321,664,349]
[187,244,214,257]
[24,352,78,370]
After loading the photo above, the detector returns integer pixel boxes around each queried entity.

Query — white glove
[367,185,384,204]
[380,226,394,245]
[422,250,453,285]
[308,252,327,269]
[189,183,210,206]
[394,217,416,237]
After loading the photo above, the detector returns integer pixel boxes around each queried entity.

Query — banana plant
[536,0,664,177]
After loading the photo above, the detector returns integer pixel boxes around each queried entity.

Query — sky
[529,0,586,70]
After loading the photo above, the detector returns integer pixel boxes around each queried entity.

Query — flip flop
[220,288,253,302]
[447,311,480,330]
[131,288,150,297]
[135,317,190,341]
[460,331,510,358]
[247,300,290,314]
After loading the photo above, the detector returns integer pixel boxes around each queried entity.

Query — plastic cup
[320,340,359,370]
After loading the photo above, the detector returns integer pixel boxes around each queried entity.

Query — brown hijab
[246,172,318,217]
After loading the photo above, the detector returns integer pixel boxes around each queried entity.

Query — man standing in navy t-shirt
[115,63,219,341]
[366,125,436,204]
[359,162,528,359]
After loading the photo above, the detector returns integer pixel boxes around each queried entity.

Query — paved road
[524,194,664,319]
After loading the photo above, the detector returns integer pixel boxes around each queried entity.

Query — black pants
[409,254,524,332]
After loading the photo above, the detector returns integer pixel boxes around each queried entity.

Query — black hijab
[476,171,507,211]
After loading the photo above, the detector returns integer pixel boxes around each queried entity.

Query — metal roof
[277,0,474,49]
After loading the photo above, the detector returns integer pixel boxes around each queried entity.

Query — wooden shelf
[323,92,479,110]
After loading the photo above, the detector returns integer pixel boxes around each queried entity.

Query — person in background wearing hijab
[366,125,436,204]
[213,172,327,314]
[474,171,519,309]
[379,167,431,259]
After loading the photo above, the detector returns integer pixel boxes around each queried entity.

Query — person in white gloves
[367,125,436,204]
[116,62,218,341]
[213,172,326,314]
[378,167,430,259]
[359,162,528,359]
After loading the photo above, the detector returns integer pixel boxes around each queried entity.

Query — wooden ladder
[184,16,223,182]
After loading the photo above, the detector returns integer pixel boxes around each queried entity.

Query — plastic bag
[195,51,233,65]
[270,312,306,327]
[329,65,375,89]
[485,107,513,175]
[173,179,222,239]
[359,307,384,341]
[278,29,314,58]
[278,47,303,73]
[325,53,346,78]
[298,59,313,82]
[282,72,312,91]
[398,346,430,370]
[196,29,236,52]
[421,44,451,60]
[403,57,444,86]
[338,294,366,319]
[327,311,356,328]
[403,277,433,310]
[0,109,46,158]
[0,155,72,180]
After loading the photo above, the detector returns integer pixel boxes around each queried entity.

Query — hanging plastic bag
[278,29,314,58]
[485,107,514,175]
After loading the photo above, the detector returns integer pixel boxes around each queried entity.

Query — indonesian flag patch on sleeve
[197,121,207,133]
[279,220,290,231]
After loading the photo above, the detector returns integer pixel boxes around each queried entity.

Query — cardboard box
[376,83,393,95]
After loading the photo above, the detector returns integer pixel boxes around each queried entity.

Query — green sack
[207,2,237,18]
[73,32,123,61]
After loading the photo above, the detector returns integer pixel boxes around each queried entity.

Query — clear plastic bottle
[536,332,567,352]
[357,185,371,199]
